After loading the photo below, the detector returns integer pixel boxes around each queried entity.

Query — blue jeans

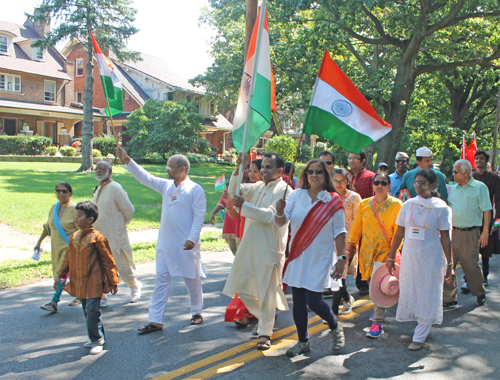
[81,298,105,344]
[291,287,337,342]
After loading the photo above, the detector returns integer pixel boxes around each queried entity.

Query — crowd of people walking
[35,145,496,357]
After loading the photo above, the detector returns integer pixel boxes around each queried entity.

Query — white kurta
[93,181,136,268]
[125,160,207,279]
[396,196,452,325]
[281,189,346,292]
[223,172,293,311]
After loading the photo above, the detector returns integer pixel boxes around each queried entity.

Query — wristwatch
[338,255,347,261]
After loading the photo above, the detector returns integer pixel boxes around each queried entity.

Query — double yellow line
[154,297,373,380]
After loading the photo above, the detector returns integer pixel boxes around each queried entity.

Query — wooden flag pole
[283,131,305,199]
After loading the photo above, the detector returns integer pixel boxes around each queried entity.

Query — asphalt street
[1,250,500,380]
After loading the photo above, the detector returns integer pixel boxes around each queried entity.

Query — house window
[32,47,44,61]
[44,80,56,102]
[186,95,191,102]
[76,92,82,103]
[194,97,200,112]
[210,102,215,115]
[0,73,21,92]
[124,91,129,100]
[168,92,173,101]
[76,58,84,76]
[0,35,8,54]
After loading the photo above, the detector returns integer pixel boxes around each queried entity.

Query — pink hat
[369,263,400,308]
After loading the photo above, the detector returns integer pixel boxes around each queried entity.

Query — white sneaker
[341,295,355,315]
[90,344,103,355]
[100,298,109,308]
[130,281,142,303]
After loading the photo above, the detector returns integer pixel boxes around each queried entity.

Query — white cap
[415,147,432,157]
[395,152,409,160]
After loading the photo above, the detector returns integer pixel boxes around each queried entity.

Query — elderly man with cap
[389,152,409,196]
[443,159,491,308]
[93,160,142,306]
[397,147,448,202]
[377,163,389,174]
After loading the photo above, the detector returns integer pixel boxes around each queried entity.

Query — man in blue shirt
[398,147,448,202]
[444,159,491,309]
[389,152,409,196]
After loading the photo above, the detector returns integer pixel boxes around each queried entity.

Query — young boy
[55,201,119,355]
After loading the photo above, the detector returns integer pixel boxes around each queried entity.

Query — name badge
[409,227,425,240]
[169,194,179,204]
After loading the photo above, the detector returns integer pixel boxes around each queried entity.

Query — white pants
[113,250,139,289]
[413,323,432,343]
[149,269,203,325]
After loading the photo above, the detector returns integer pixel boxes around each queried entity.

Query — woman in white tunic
[387,169,453,350]
[275,160,347,357]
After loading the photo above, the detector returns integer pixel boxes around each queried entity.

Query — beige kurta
[223,172,292,312]
[43,201,78,276]
[92,181,135,269]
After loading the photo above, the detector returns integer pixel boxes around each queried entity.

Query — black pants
[331,279,350,316]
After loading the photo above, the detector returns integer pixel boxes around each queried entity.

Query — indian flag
[303,50,391,153]
[215,173,226,192]
[90,32,123,117]
[232,0,276,153]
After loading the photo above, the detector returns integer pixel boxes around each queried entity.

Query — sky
[3,0,216,80]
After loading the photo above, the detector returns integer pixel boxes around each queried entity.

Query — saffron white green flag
[232,0,276,153]
[90,32,123,117]
[303,50,391,153]
[214,173,225,192]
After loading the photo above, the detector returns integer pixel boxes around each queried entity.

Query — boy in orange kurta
[56,201,119,355]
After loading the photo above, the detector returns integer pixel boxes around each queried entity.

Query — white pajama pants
[149,269,203,325]
[413,323,432,343]
[113,250,139,289]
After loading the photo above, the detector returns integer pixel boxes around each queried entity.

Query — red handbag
[224,295,245,322]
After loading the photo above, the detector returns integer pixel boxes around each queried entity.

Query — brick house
[0,17,105,145]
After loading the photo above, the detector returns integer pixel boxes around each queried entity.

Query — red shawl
[282,192,344,291]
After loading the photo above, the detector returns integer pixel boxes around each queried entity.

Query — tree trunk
[76,32,95,172]
[244,0,258,61]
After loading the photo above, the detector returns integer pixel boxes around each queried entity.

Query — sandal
[190,314,203,325]
[40,301,58,313]
[257,336,272,350]
[330,324,345,351]
[234,315,250,327]
[137,323,163,334]
[286,341,310,357]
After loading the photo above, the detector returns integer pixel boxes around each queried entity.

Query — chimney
[28,9,50,38]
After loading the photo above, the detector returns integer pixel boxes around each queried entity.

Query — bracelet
[387,258,395,261]
[275,213,285,218]
[447,263,453,267]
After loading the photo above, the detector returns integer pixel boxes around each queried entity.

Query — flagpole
[104,96,119,148]
[236,0,267,196]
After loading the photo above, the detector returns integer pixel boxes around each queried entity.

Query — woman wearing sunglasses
[35,182,78,312]
[275,159,347,357]
[346,172,402,338]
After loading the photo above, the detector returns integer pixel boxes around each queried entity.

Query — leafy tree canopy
[126,100,210,160]
[265,135,298,162]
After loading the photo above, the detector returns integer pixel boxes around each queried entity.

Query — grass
[0,162,234,235]
[0,231,229,289]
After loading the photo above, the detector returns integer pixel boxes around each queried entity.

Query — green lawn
[0,231,229,289]
[0,162,235,235]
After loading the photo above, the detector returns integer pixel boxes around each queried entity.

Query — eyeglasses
[373,180,389,186]
[323,160,333,166]
[333,179,347,185]
[413,180,429,186]
[55,189,70,194]
[305,169,324,175]
[95,167,109,172]
[395,160,408,164]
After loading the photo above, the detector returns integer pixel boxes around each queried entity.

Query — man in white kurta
[224,153,293,343]
[92,161,141,304]
[116,148,206,330]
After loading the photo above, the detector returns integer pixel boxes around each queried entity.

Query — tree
[125,100,210,160]
[198,1,500,169]
[265,135,297,161]
[28,0,140,172]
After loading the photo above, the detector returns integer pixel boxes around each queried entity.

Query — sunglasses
[373,180,389,186]
[55,189,70,194]
[413,180,429,186]
[452,170,460,174]
[395,160,408,164]
[323,160,333,165]
[306,169,324,175]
